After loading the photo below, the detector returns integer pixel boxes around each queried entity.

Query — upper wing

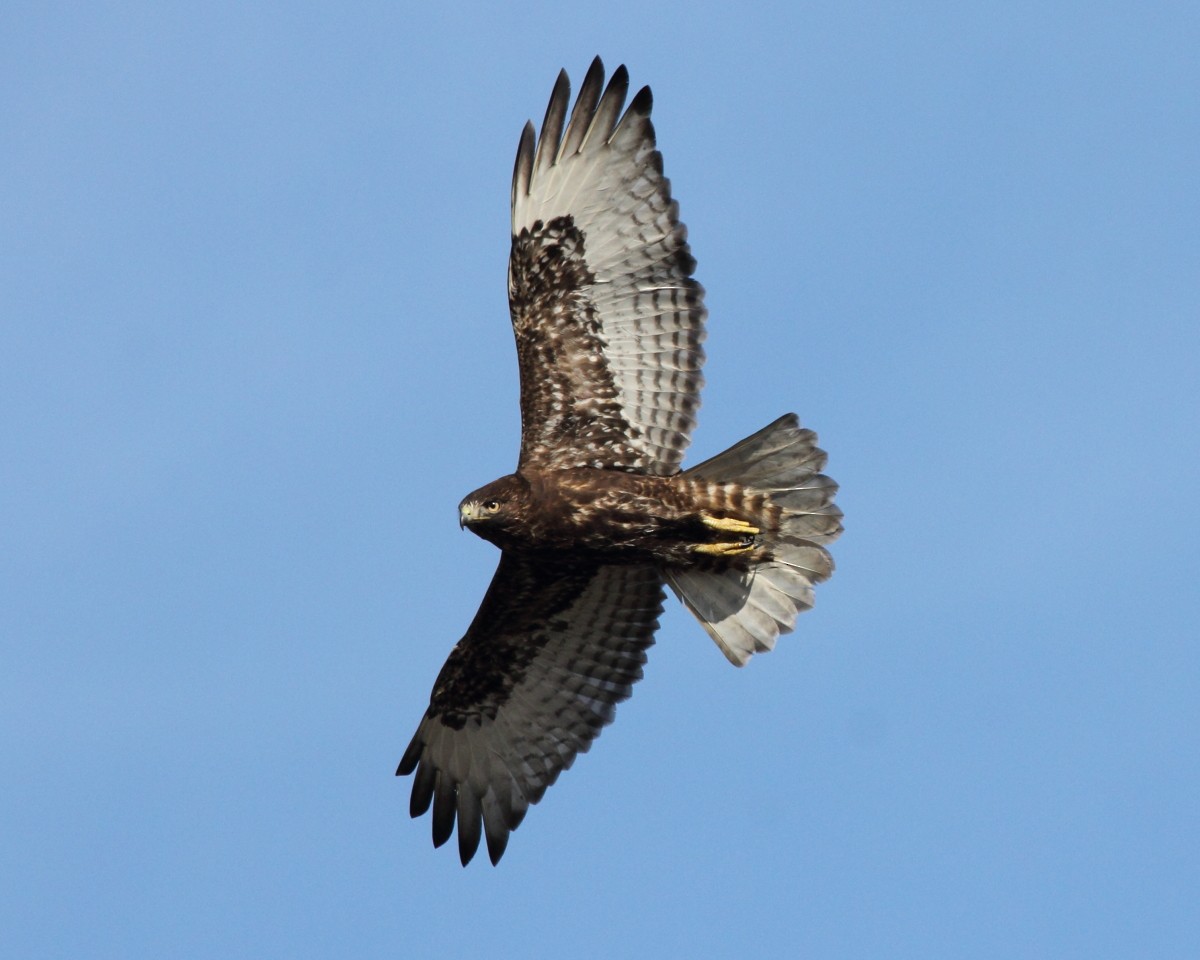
[397,554,665,865]
[508,57,707,476]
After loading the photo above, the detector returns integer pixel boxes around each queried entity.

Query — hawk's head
[458,474,529,546]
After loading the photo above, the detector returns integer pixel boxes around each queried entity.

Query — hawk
[398,58,842,865]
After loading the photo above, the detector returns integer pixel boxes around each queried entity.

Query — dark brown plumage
[397,58,842,866]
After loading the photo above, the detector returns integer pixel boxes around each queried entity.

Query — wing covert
[508,57,707,476]
[397,555,665,865]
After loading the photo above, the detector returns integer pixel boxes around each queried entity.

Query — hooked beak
[458,502,475,529]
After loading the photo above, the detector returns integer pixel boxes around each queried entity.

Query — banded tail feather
[665,414,842,666]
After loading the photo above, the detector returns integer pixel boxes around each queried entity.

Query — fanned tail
[664,414,842,666]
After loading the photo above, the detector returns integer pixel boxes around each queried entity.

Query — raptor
[398,58,842,865]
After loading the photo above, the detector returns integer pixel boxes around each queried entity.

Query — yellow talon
[693,540,755,557]
[700,513,760,536]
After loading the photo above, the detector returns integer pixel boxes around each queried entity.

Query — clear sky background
[4,2,1198,957]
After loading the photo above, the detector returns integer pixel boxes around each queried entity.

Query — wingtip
[432,819,453,849]
[396,733,421,776]
[511,120,536,214]
[547,69,571,121]
[431,778,457,848]
[485,827,510,865]
[629,83,653,116]
[583,55,605,85]
[457,825,481,867]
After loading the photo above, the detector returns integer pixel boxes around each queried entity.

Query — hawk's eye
[483,500,500,513]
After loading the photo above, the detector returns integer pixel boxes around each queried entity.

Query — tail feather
[778,502,843,542]
[665,414,841,666]
[667,564,787,664]
[686,413,826,486]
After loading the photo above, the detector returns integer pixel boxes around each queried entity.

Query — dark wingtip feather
[456,790,483,867]
[584,55,605,87]
[485,824,510,865]
[431,777,456,848]
[511,121,536,213]
[561,57,606,158]
[628,84,653,117]
[534,70,571,178]
[396,731,422,776]
[590,65,630,143]
[408,760,435,818]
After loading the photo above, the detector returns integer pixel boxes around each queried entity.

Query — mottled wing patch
[397,554,665,865]
[509,57,706,476]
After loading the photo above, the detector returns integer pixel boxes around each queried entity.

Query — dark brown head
[458,474,529,547]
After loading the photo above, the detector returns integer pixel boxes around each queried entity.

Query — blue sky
[3,1,1198,957]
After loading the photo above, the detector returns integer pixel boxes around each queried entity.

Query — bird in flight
[398,58,842,865]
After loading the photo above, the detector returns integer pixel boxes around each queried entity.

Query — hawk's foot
[699,513,760,536]
[693,540,755,558]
